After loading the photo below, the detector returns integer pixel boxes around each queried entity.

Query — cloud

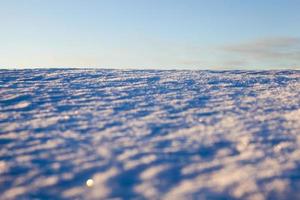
[221,37,300,67]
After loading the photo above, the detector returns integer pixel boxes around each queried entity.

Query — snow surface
[0,69,300,200]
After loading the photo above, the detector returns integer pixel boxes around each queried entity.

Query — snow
[0,69,300,200]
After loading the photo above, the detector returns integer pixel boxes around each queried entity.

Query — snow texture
[0,69,300,200]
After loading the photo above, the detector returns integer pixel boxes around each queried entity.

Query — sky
[0,0,300,69]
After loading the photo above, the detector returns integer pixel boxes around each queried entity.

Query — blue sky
[0,0,300,69]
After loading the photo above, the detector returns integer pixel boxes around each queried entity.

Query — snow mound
[0,69,300,200]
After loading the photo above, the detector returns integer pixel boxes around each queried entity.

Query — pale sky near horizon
[0,0,300,69]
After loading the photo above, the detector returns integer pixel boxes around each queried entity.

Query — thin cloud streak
[221,37,300,67]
